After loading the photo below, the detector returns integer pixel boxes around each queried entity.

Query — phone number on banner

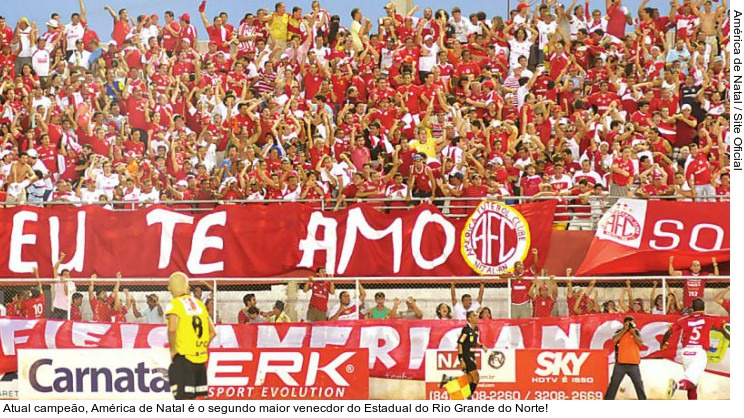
[428,386,604,400]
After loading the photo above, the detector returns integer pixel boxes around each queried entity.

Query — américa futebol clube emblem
[460,201,531,275]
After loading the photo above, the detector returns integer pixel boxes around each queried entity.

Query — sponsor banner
[17,349,171,400]
[577,199,729,275]
[0,201,555,278]
[0,373,18,399]
[207,348,369,400]
[0,315,729,379]
[425,350,608,400]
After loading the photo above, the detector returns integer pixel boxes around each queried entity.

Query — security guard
[458,310,484,399]
[604,315,646,400]
[165,272,216,400]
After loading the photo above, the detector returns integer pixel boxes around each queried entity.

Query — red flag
[576,199,729,276]
[198,1,207,13]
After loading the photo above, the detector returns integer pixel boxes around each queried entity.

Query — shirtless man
[693,0,725,56]
[4,151,38,204]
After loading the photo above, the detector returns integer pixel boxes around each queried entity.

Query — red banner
[207,348,369,400]
[576,199,730,276]
[0,315,729,378]
[0,201,555,278]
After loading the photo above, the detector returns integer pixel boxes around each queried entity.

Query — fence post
[507,277,512,319]
[662,277,667,315]
[212,278,218,324]
[285,279,299,322]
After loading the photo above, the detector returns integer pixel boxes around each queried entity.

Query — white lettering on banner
[297,213,339,273]
[411,211,455,269]
[43,321,64,350]
[338,208,402,274]
[256,326,306,347]
[186,211,227,274]
[495,325,526,349]
[255,352,304,385]
[70,322,110,347]
[650,221,726,251]
[309,326,353,347]
[541,323,581,348]
[690,224,725,252]
[305,352,355,386]
[534,352,590,376]
[0,319,37,355]
[589,320,622,362]
[49,212,87,273]
[9,211,39,272]
[0,318,729,379]
[119,324,139,349]
[146,326,168,348]
[650,220,683,250]
[207,350,356,389]
[408,327,431,370]
[638,322,674,357]
[359,326,400,369]
[207,351,253,386]
[146,209,194,269]
[437,328,462,350]
[211,325,238,348]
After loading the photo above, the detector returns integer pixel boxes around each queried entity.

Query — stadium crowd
[0,0,731,225]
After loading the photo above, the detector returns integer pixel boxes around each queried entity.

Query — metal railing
[0,195,624,228]
[0,276,730,324]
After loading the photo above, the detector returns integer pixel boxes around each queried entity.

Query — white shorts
[681,345,707,386]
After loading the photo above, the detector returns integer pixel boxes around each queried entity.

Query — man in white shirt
[450,280,485,320]
[327,290,366,320]
[418,35,440,79]
[132,293,165,323]
[138,178,160,204]
[68,39,91,70]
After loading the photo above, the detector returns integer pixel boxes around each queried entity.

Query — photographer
[604,316,646,400]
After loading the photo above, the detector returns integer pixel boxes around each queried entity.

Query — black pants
[604,363,646,400]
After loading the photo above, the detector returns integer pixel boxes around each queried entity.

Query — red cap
[482,80,494,89]
[179,13,191,21]
[150,14,159,20]
[517,3,530,11]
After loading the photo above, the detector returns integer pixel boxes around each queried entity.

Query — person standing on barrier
[51,252,76,319]
[669,256,718,312]
[504,248,539,319]
[165,271,216,400]
[304,266,335,322]
[458,310,484,400]
[604,315,647,400]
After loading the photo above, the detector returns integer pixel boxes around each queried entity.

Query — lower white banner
[17,349,171,400]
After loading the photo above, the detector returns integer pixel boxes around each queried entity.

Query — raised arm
[668,255,682,276]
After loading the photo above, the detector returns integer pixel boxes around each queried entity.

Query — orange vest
[616,332,641,364]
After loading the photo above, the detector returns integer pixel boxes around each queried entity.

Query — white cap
[26,149,38,158]
[0,150,11,159]
[681,104,692,111]
[175,180,188,187]
[46,20,58,28]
